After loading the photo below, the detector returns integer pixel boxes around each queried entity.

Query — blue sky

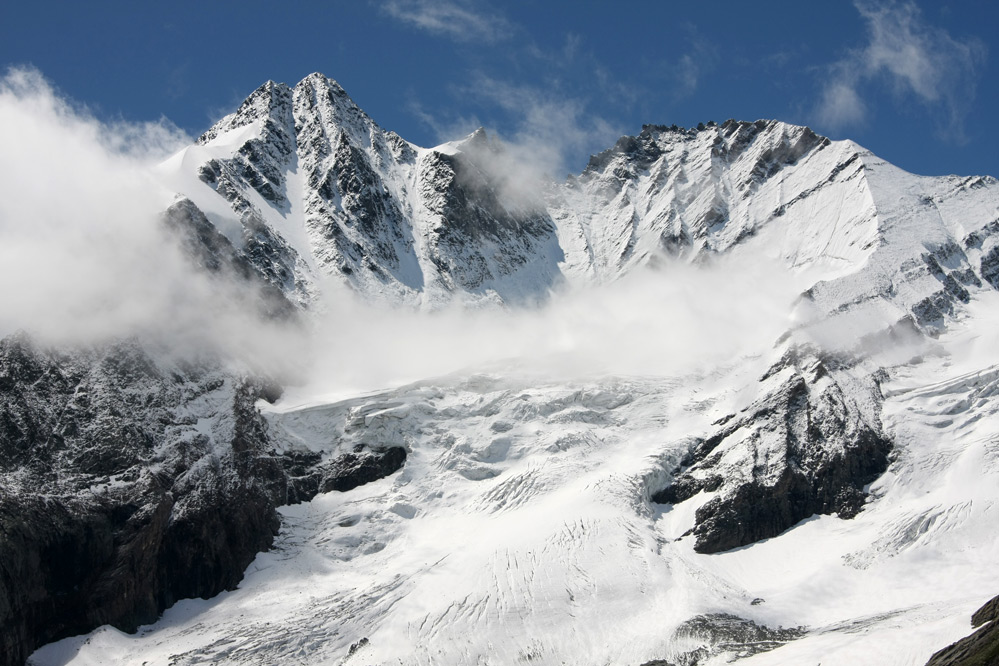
[1,0,996,178]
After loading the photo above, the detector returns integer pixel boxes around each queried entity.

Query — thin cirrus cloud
[380,0,513,43]
[816,0,986,142]
[671,25,719,100]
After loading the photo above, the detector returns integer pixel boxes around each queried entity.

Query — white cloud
[296,254,801,401]
[0,67,306,377]
[816,0,986,140]
[458,74,620,178]
[816,78,868,129]
[380,0,513,43]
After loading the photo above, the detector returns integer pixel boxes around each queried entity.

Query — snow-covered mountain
[4,73,999,666]
[153,73,999,331]
[156,73,565,308]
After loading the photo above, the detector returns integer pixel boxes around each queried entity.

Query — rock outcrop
[639,613,806,665]
[652,347,891,553]
[925,594,999,666]
[0,334,405,666]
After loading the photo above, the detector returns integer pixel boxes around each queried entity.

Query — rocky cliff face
[0,335,279,665]
[652,345,891,553]
[177,74,565,308]
[0,333,405,666]
[925,594,999,666]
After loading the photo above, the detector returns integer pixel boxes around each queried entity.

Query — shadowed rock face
[652,347,891,554]
[925,594,999,666]
[0,335,405,666]
[162,198,302,319]
[418,147,563,296]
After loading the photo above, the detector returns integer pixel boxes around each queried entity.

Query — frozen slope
[547,121,880,285]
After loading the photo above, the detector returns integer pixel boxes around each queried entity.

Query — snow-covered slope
[10,74,999,666]
[27,311,999,665]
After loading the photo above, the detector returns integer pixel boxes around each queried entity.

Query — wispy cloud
[380,0,513,43]
[671,25,719,100]
[817,79,868,128]
[458,73,620,178]
[816,0,986,141]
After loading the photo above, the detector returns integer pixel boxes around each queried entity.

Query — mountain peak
[198,79,293,145]
[9,72,999,666]
[296,72,347,95]
[291,71,379,146]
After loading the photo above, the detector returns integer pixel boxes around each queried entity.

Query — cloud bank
[295,254,801,402]
[0,67,306,376]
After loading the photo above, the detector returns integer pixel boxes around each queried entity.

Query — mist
[0,67,307,378]
[294,253,802,403]
[0,67,811,404]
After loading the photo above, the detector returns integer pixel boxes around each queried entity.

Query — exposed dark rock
[319,447,407,493]
[279,446,407,501]
[584,130,664,174]
[963,219,999,250]
[162,198,300,318]
[313,127,408,269]
[241,212,311,303]
[981,246,999,291]
[925,594,999,666]
[972,596,999,628]
[187,81,312,306]
[652,347,891,554]
[0,334,406,666]
[912,291,960,330]
[639,613,805,666]
[897,241,998,333]
[747,125,825,184]
[418,146,563,294]
[197,80,297,211]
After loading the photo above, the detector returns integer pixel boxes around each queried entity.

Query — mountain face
[4,73,999,666]
[170,73,565,307]
[0,334,405,666]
